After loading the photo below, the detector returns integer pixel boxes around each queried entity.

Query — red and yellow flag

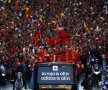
[15,0,19,9]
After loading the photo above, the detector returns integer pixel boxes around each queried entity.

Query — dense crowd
[0,0,108,90]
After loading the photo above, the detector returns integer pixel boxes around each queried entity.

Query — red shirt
[59,30,68,40]
[33,37,39,46]
[44,37,52,46]
[2,56,8,62]
[0,29,6,33]
[37,48,45,62]
[60,54,66,62]
[76,61,83,74]
[51,37,60,45]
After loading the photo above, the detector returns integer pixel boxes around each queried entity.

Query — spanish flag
[15,0,19,9]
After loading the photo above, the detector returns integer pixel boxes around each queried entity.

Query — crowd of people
[0,0,108,90]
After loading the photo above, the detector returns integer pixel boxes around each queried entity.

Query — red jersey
[59,30,68,40]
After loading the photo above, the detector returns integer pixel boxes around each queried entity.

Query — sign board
[37,63,75,85]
